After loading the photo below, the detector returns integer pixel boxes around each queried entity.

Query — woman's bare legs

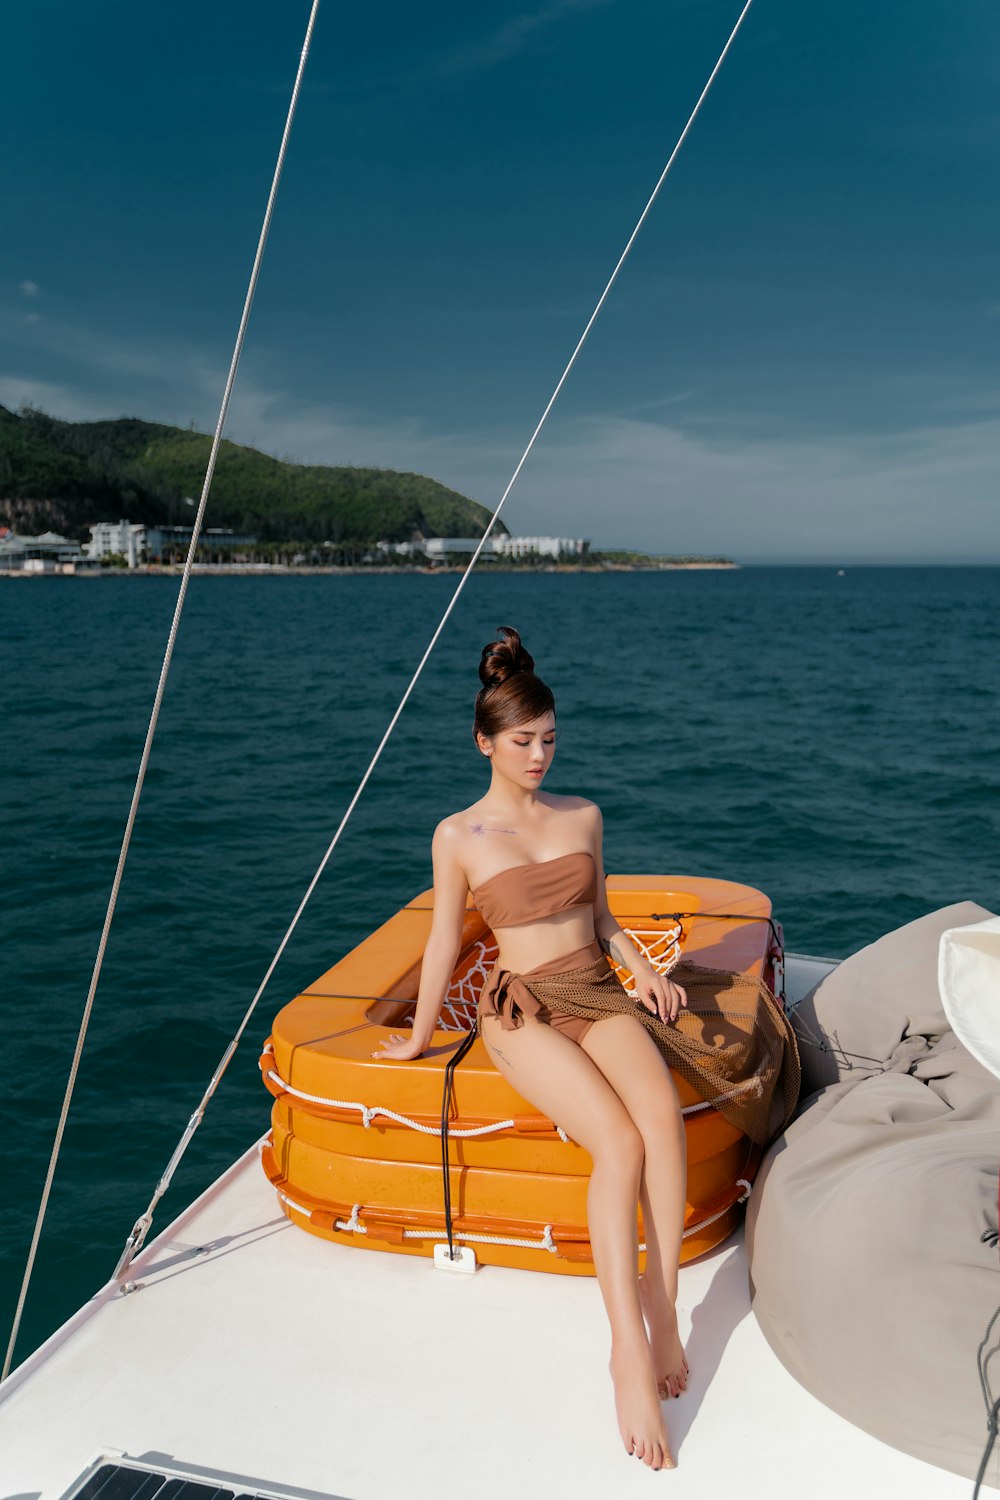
[637,1182,690,1400]
[481,1014,675,1470]
[581,1015,689,1399]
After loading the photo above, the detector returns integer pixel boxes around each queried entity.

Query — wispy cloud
[251,400,1000,563]
[0,375,110,420]
[506,410,1000,561]
[1,309,998,562]
[0,305,230,427]
[436,0,610,77]
[181,382,1000,563]
[18,280,40,298]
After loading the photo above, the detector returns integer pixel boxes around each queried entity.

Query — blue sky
[2,0,998,561]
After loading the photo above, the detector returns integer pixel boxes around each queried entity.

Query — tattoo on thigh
[490,1042,512,1066]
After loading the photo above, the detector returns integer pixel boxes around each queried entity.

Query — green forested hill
[0,406,504,544]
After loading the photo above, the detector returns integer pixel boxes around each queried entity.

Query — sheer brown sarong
[479,940,801,1146]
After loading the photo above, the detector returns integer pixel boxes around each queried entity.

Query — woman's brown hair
[473,625,555,746]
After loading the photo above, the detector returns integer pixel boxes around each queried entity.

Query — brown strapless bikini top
[470,850,597,930]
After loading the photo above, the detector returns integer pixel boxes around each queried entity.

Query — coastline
[3,560,741,578]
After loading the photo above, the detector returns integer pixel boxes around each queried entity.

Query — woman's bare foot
[639,1274,689,1400]
[609,1343,676,1469]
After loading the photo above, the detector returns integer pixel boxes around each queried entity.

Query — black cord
[439,1023,479,1260]
[972,1302,1000,1498]
[653,909,784,952]
[977,1303,1000,1419]
[973,1396,1000,1499]
[653,910,787,1004]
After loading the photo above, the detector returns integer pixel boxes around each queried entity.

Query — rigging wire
[5,0,757,1356]
[105,0,757,1284]
[1,0,323,1383]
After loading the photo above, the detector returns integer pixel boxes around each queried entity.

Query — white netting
[438,936,499,1031]
[434,925,683,1033]
[613,926,683,993]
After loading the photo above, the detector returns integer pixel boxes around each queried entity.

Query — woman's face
[484,713,557,788]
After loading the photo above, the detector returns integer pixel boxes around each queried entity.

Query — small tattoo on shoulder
[470,822,517,836]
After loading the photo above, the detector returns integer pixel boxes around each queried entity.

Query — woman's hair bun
[478,625,535,690]
[472,624,554,745]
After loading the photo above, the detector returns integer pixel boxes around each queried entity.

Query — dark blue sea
[2,566,998,1363]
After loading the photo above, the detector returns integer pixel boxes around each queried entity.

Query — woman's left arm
[589,803,687,1024]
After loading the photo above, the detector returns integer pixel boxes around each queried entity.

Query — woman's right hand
[370,1031,427,1062]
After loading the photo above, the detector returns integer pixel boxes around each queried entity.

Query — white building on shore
[144,524,258,560]
[492,535,588,560]
[84,520,259,564]
[381,535,589,562]
[0,530,89,573]
[85,520,146,567]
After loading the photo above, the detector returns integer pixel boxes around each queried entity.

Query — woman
[372,625,689,1471]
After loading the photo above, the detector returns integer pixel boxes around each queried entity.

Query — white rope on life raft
[271,1177,753,1253]
[262,1045,747,1127]
[261,915,768,1128]
[275,1189,561,1253]
[262,1046,568,1138]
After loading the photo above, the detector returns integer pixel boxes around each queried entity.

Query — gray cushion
[792,900,995,1095]
[747,903,1000,1486]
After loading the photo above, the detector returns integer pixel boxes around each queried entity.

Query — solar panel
[61,1459,346,1500]
[66,1466,258,1500]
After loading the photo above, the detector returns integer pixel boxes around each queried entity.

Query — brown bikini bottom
[477,938,613,1045]
[475,937,803,1145]
[479,938,803,1144]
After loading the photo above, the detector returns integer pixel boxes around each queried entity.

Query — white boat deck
[0,958,974,1499]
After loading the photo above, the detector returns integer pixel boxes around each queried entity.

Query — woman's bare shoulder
[432,804,489,875]
[543,791,600,817]
[435,801,488,841]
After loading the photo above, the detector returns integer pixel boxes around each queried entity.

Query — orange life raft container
[260,874,782,1274]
